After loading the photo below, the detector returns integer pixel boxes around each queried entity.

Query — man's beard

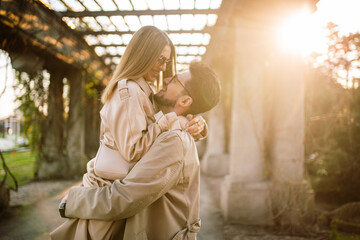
[154,94,176,107]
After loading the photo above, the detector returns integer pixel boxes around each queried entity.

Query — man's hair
[184,61,221,115]
[101,26,176,103]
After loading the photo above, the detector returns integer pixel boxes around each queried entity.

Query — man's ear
[178,95,193,108]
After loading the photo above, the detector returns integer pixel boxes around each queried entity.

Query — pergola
[1,0,319,226]
[49,0,222,71]
[1,0,223,77]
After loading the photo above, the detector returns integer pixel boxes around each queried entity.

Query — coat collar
[134,77,154,97]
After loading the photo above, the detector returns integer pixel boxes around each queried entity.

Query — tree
[306,23,360,202]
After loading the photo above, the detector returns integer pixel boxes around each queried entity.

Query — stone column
[220,16,273,224]
[200,0,236,177]
[201,103,229,177]
[220,0,316,226]
[267,52,314,225]
[84,83,102,159]
[269,53,305,181]
[66,69,87,176]
[38,69,65,179]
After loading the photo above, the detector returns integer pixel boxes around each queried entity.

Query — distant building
[0,115,20,137]
[0,113,27,151]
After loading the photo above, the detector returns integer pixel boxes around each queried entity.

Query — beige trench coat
[51,130,201,240]
[51,76,206,239]
[99,77,181,163]
[99,77,206,163]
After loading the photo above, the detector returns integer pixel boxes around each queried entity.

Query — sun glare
[277,9,327,56]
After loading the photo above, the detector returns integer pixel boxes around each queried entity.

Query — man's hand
[58,192,69,218]
[185,114,205,136]
[178,115,189,130]
[59,192,69,208]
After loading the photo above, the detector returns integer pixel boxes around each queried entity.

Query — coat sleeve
[65,132,185,221]
[104,82,181,162]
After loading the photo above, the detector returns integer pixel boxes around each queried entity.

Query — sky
[1,0,360,119]
[0,52,16,119]
[277,0,360,56]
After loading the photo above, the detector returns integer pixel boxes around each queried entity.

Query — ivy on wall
[14,70,48,155]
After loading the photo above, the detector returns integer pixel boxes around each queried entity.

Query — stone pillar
[201,103,229,177]
[267,52,314,226]
[220,16,273,224]
[37,69,65,179]
[269,53,305,182]
[200,0,236,177]
[219,0,316,226]
[66,69,87,176]
[84,82,102,158]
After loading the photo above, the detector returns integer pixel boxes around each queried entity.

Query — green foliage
[330,230,360,240]
[0,150,36,187]
[306,24,360,202]
[315,23,360,87]
[14,71,48,155]
[84,74,102,99]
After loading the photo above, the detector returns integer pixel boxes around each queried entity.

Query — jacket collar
[134,77,154,97]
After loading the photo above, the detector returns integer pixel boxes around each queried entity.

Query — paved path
[198,175,319,240]
[0,180,80,240]
[198,174,225,240]
[0,175,322,240]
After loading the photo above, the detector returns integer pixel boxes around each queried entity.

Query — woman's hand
[185,114,205,137]
[178,115,189,130]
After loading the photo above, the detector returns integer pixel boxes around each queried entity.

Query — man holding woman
[51,26,220,239]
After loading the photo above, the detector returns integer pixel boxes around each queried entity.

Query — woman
[51,26,206,240]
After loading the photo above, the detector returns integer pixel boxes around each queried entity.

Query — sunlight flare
[277,9,327,56]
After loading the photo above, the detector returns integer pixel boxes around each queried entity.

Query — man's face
[154,71,192,108]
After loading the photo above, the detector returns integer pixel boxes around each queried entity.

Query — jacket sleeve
[104,82,181,162]
[65,132,185,221]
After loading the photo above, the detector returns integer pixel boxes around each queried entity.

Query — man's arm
[65,131,185,221]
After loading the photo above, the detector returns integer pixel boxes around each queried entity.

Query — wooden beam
[92,44,208,47]
[0,0,110,79]
[108,61,192,69]
[79,29,209,35]
[59,9,218,17]
[101,53,203,58]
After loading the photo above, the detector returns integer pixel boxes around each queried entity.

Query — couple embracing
[51,26,221,240]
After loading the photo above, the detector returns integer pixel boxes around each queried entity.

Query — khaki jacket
[100,77,180,163]
[50,77,206,239]
[54,130,201,240]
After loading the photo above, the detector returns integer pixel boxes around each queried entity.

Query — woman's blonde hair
[101,26,176,103]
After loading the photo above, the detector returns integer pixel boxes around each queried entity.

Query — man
[53,61,221,240]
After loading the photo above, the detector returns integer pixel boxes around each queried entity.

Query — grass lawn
[332,231,360,240]
[0,149,36,188]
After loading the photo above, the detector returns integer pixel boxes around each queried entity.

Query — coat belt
[172,219,201,240]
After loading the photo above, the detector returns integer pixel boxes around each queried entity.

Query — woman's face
[143,45,171,83]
